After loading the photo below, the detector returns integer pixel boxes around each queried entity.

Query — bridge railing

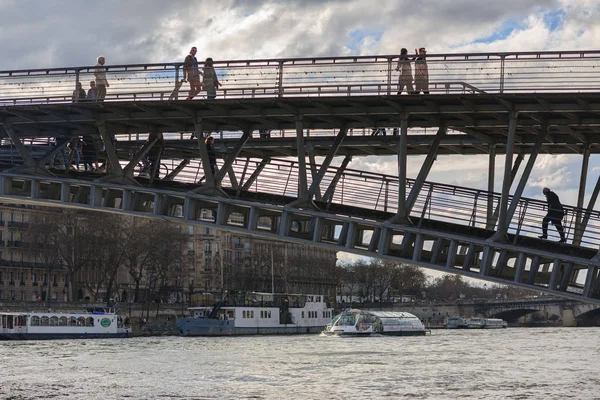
[1,50,600,105]
[140,155,600,249]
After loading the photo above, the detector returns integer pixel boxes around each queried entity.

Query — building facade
[0,205,338,303]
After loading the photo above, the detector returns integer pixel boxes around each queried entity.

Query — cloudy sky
[2,0,599,278]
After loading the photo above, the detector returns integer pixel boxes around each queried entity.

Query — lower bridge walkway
[0,155,599,304]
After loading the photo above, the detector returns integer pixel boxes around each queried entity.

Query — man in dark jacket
[539,187,566,243]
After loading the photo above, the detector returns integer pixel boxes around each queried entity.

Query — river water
[1,327,599,400]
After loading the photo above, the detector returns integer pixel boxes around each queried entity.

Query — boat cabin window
[77,317,86,326]
[40,316,49,326]
[332,313,357,326]
[49,316,58,326]
[59,317,68,326]
[87,317,94,327]
[70,317,77,326]
[30,316,40,326]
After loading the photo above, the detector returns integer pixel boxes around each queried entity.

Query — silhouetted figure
[203,58,221,100]
[414,47,429,94]
[205,136,217,177]
[87,81,98,102]
[183,47,202,100]
[94,56,109,101]
[72,82,86,102]
[539,187,566,243]
[395,48,414,95]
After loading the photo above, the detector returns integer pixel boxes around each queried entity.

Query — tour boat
[0,307,131,340]
[445,316,469,329]
[466,317,486,329]
[322,309,428,336]
[177,292,334,336]
[446,317,507,329]
[482,318,508,329]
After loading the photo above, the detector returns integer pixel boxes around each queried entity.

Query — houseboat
[0,307,131,340]
[177,292,334,336]
[322,309,428,336]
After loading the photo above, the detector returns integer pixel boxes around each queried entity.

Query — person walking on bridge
[539,187,566,243]
[94,56,109,101]
[183,47,202,100]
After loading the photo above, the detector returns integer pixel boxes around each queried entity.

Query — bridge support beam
[308,152,322,202]
[96,122,139,185]
[486,145,496,229]
[389,115,409,224]
[190,120,227,196]
[122,135,159,178]
[238,158,268,196]
[215,129,251,184]
[405,125,446,215]
[163,159,190,181]
[489,112,518,242]
[288,126,347,208]
[494,123,547,239]
[296,117,308,198]
[573,145,592,246]
[322,155,352,206]
[3,124,54,177]
[575,174,600,249]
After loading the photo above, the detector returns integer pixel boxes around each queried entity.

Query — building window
[204,242,211,252]
[188,226,194,235]
[203,227,211,235]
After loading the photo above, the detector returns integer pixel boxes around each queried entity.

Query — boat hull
[177,318,325,336]
[0,331,131,340]
[323,330,427,336]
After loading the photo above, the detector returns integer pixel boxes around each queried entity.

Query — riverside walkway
[0,50,599,304]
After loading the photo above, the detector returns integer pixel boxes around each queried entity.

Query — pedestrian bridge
[1,50,599,304]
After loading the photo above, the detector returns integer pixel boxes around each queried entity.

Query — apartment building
[0,205,338,303]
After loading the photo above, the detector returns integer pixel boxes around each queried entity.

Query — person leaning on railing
[94,56,109,101]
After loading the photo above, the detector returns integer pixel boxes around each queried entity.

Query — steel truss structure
[0,50,599,303]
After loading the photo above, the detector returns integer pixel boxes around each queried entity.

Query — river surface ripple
[1,327,599,400]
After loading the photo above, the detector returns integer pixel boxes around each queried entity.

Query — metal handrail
[130,156,600,249]
[1,49,600,104]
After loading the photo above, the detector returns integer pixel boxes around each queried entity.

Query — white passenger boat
[322,309,427,336]
[482,318,508,329]
[445,317,468,329]
[466,317,486,329]
[177,292,334,336]
[0,307,131,340]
